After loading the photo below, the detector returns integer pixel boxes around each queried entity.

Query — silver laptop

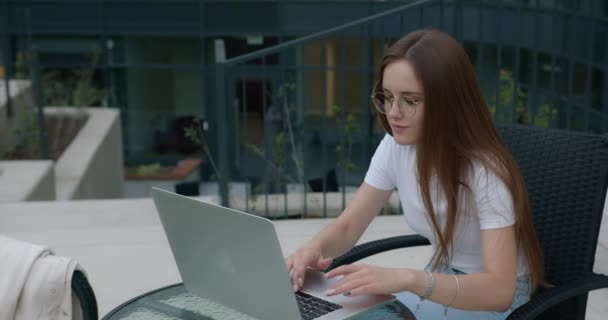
[151,188,394,320]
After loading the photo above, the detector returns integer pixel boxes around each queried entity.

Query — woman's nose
[387,100,403,118]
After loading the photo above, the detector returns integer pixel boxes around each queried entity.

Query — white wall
[52,107,124,200]
[0,160,55,202]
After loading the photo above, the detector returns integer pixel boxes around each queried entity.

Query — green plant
[184,119,222,182]
[2,105,41,160]
[2,50,101,161]
[330,104,359,174]
[239,82,312,216]
[244,134,289,214]
[245,82,308,194]
[489,69,557,128]
[135,162,162,175]
[43,52,103,107]
[277,82,306,190]
[38,52,102,159]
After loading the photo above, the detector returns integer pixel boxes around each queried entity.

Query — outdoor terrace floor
[1,195,606,318]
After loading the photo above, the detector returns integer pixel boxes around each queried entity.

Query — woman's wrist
[400,269,429,295]
[302,241,324,256]
[397,268,417,292]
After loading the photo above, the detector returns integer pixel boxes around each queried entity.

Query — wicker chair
[72,270,98,320]
[327,124,608,319]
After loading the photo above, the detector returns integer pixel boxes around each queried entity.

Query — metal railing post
[1,13,13,117]
[31,47,49,159]
[216,64,230,206]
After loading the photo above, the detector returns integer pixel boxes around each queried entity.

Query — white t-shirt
[364,134,527,276]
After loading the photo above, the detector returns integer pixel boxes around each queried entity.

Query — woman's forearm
[404,269,517,312]
[306,183,391,259]
[304,219,359,259]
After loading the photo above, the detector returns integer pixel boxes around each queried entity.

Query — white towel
[0,236,83,320]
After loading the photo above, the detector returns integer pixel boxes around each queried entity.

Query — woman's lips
[391,124,410,133]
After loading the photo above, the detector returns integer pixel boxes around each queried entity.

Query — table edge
[102,282,184,320]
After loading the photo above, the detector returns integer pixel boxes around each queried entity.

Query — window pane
[121,68,204,161]
[594,29,607,65]
[569,106,585,130]
[124,37,202,65]
[554,57,570,96]
[538,53,552,91]
[572,63,588,105]
[518,48,532,85]
[591,68,604,112]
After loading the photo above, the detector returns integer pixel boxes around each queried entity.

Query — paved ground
[0,196,606,318]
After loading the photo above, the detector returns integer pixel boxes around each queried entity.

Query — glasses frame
[370,83,421,118]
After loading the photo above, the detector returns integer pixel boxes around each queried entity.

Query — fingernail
[343,291,351,297]
[293,284,298,292]
[324,289,336,296]
[289,270,294,278]
[298,277,303,287]
[324,273,331,279]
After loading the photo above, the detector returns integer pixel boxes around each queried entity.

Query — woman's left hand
[324,264,411,297]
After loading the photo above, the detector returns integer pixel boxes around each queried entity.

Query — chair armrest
[72,270,98,320]
[326,234,431,271]
[506,273,608,320]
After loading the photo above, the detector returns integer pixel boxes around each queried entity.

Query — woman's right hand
[285,246,333,292]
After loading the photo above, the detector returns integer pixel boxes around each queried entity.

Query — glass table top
[103,284,416,320]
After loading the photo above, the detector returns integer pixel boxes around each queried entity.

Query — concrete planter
[49,107,124,200]
[0,105,124,201]
[124,159,202,198]
[0,160,55,201]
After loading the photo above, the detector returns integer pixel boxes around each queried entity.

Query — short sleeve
[364,135,396,191]
[471,166,516,229]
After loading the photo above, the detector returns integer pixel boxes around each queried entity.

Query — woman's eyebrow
[399,91,423,96]
[381,87,422,95]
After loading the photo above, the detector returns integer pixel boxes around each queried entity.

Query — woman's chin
[392,134,417,145]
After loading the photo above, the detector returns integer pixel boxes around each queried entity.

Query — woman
[285,29,546,319]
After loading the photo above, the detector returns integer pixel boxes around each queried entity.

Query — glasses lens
[373,93,387,114]
[399,96,417,117]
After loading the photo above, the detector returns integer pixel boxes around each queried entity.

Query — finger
[332,271,365,291]
[348,284,374,297]
[326,276,369,296]
[325,264,361,279]
[317,257,333,271]
[291,256,303,291]
[285,256,294,273]
[293,255,314,291]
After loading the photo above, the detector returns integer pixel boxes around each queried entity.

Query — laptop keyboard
[295,291,343,320]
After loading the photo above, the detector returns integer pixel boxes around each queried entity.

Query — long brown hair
[375,30,546,290]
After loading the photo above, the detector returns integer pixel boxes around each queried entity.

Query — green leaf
[183,126,201,145]
[330,104,341,117]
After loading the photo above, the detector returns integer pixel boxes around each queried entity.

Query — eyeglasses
[370,91,420,118]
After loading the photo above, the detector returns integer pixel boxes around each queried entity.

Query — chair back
[498,124,608,319]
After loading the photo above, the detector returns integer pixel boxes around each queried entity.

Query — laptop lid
[152,188,302,320]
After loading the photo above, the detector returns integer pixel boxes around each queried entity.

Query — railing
[211,0,608,217]
[211,0,438,216]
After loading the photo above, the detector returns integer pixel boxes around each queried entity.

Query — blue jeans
[395,265,531,320]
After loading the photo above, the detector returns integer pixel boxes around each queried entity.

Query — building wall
[2,0,606,167]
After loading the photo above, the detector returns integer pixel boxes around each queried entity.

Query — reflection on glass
[591,68,604,112]
[572,63,588,105]
[121,68,205,162]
